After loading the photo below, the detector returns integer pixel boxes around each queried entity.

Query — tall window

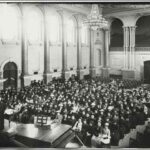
[0,5,19,41]
[25,10,42,42]
[81,24,88,44]
[66,19,75,44]
[47,14,60,43]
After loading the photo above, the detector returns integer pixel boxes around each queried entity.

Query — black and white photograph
[0,1,150,148]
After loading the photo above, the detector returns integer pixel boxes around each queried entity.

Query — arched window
[47,14,60,43]
[81,24,88,44]
[110,18,123,47]
[24,9,42,42]
[66,18,75,44]
[0,4,19,41]
[136,16,150,47]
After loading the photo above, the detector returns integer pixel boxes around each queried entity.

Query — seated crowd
[0,76,150,147]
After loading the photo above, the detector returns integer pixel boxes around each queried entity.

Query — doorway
[3,62,18,89]
[144,61,150,84]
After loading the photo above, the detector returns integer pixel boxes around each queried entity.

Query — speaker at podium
[144,61,150,84]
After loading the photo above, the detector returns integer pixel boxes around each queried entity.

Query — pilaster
[20,5,28,87]
[122,26,136,80]
[60,11,68,80]
[102,28,110,78]
[89,27,96,78]
[43,7,51,84]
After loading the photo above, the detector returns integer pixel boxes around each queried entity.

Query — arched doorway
[3,62,17,89]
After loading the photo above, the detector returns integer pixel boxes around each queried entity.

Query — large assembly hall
[0,2,150,148]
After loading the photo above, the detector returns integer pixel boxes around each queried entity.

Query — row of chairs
[123,79,142,89]
[118,118,149,148]
[96,76,142,89]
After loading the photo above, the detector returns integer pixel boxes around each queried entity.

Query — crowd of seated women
[0,76,150,147]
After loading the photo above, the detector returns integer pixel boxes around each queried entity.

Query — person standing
[0,99,6,130]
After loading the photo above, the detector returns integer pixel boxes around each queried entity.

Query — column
[43,8,52,84]
[102,29,110,78]
[122,26,135,79]
[105,29,109,67]
[20,6,29,87]
[129,26,136,70]
[122,26,130,79]
[21,16,28,76]
[89,27,96,78]
[76,22,84,80]
[60,11,69,80]
[123,26,129,69]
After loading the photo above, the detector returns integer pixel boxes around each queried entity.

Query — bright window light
[47,15,60,43]
[25,10,42,42]
[0,5,19,40]
[81,24,88,44]
[66,19,75,44]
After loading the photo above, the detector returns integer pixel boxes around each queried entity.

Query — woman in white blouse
[101,122,111,147]
[73,118,82,132]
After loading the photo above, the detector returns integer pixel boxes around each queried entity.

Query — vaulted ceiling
[56,4,150,15]
[102,4,150,14]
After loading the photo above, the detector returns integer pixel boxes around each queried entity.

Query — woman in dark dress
[81,119,88,145]
[110,121,120,145]
[0,100,6,130]
[85,121,94,147]
[91,121,103,147]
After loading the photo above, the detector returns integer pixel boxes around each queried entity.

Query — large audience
[0,76,150,147]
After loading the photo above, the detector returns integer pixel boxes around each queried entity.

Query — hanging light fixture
[84,4,108,30]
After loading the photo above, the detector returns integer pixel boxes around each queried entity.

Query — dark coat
[0,101,6,130]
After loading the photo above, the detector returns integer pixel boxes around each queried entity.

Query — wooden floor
[4,119,73,148]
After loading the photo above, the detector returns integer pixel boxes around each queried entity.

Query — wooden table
[6,122,72,148]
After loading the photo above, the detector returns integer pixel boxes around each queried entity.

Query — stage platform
[4,120,75,148]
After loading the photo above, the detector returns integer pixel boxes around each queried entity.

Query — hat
[105,122,109,126]
[59,103,63,107]
[56,110,61,113]
[108,106,114,110]
[91,102,95,106]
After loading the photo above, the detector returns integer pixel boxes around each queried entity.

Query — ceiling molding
[56,4,90,15]
[104,7,150,18]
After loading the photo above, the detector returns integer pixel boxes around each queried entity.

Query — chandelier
[84,4,108,30]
